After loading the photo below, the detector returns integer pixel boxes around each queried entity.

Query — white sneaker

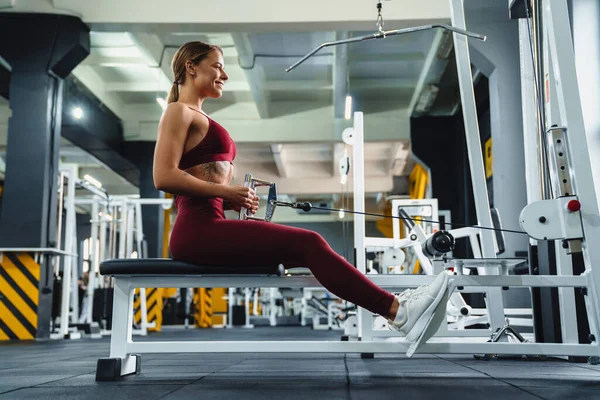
[388,272,450,341]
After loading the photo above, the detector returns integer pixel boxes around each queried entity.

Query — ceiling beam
[270,144,289,178]
[102,78,416,94]
[333,31,349,119]
[267,80,331,91]
[128,105,411,142]
[106,81,252,92]
[231,33,269,119]
[128,32,172,92]
[407,29,446,116]
[71,65,126,119]
[247,79,416,92]
[136,113,411,143]
[230,165,394,195]
[80,53,148,67]
[348,52,426,63]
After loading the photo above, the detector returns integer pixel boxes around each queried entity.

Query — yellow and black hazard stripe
[195,288,213,328]
[146,288,162,332]
[134,288,163,332]
[0,252,40,340]
[133,288,141,323]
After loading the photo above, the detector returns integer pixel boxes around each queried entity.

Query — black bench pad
[100,258,285,276]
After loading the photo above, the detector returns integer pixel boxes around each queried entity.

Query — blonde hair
[167,41,223,103]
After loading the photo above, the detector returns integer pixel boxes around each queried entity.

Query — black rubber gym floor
[1,326,599,399]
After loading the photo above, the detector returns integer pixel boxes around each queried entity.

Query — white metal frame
[51,164,80,340]
[70,196,173,335]
[106,272,600,378]
[543,0,600,342]
[449,0,508,332]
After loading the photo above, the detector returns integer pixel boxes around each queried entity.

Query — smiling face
[186,49,229,99]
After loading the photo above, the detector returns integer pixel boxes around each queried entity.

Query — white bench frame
[105,272,600,379]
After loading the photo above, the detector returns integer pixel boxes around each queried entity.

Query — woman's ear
[185,60,196,77]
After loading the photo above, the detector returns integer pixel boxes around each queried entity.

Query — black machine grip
[422,230,455,258]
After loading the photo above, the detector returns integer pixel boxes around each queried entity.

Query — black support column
[124,142,164,259]
[0,14,89,340]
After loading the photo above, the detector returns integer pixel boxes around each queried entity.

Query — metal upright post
[85,197,100,324]
[352,112,373,341]
[134,202,144,257]
[536,13,581,345]
[545,0,600,339]
[125,202,135,258]
[98,199,108,289]
[270,288,277,326]
[108,278,136,372]
[59,165,77,337]
[448,0,506,332]
[70,211,79,325]
[118,199,128,260]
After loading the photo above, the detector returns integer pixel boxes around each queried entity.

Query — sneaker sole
[404,274,450,344]
[406,286,452,357]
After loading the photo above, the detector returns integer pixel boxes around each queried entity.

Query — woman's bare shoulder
[164,101,192,116]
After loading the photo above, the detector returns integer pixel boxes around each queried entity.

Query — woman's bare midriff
[184,160,234,186]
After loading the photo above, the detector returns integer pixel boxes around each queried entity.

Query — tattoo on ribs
[198,162,228,179]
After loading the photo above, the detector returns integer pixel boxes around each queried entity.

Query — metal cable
[299,204,528,236]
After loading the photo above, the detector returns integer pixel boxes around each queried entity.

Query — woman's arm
[152,103,255,210]
[153,103,226,198]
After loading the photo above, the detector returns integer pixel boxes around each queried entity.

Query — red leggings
[169,196,395,317]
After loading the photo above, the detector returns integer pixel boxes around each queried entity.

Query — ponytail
[167,81,179,104]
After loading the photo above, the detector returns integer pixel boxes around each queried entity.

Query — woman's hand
[250,194,259,214]
[222,185,259,213]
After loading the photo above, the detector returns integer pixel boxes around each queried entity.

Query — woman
[153,41,449,343]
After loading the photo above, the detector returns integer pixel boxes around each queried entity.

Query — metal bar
[86,199,99,323]
[58,166,78,337]
[519,17,543,216]
[125,340,599,358]
[69,200,79,326]
[110,279,133,358]
[139,288,149,334]
[449,0,506,332]
[56,172,65,258]
[351,112,371,341]
[286,24,486,72]
[125,203,135,258]
[76,179,109,200]
[109,204,117,259]
[0,248,77,256]
[112,275,588,290]
[533,0,552,199]
[127,198,173,207]
[118,200,127,259]
[134,202,144,257]
[358,328,493,338]
[98,200,108,288]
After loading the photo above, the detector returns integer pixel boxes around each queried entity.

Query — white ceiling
[0,0,459,202]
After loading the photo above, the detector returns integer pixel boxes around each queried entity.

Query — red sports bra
[178,107,237,170]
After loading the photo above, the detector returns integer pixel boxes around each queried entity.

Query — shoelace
[397,285,429,304]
